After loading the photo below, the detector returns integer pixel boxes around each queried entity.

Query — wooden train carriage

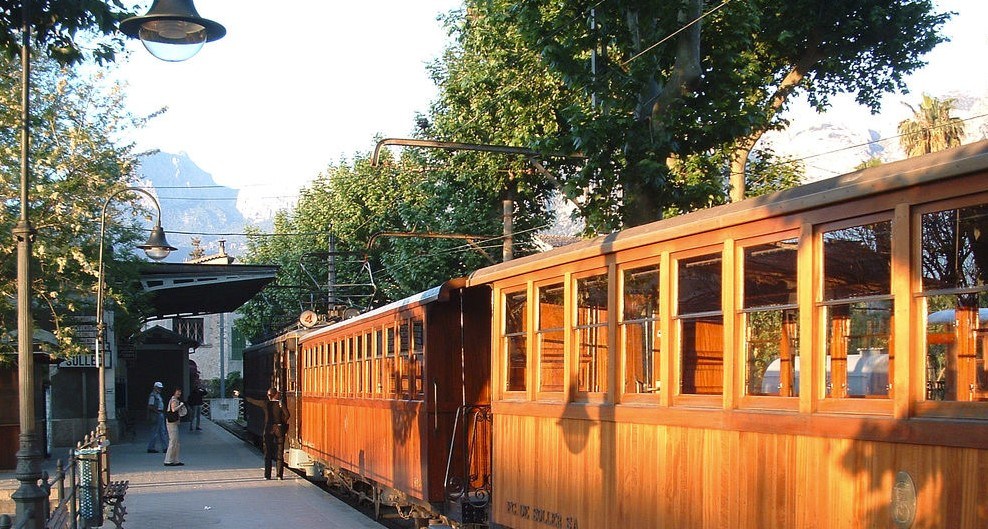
[242,329,305,447]
[298,279,492,519]
[468,141,988,529]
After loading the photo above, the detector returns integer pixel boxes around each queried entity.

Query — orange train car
[252,141,988,529]
[293,280,492,525]
[467,141,988,529]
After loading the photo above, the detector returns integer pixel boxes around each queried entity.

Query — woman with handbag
[164,387,187,466]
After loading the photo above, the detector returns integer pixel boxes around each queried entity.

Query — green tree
[0,55,150,358]
[0,0,133,65]
[511,0,950,226]
[897,94,966,157]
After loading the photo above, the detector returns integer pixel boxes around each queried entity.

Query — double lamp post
[12,1,225,528]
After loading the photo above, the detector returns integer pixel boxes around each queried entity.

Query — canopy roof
[139,262,278,319]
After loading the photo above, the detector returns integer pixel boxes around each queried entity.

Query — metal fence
[0,431,106,529]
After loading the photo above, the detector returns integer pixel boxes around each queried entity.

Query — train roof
[468,140,988,285]
[243,327,312,353]
[300,278,468,342]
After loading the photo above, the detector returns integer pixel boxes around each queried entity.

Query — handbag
[165,410,179,423]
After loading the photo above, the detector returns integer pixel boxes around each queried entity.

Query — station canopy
[139,262,278,319]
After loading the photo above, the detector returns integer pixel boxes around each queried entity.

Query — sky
[111,0,463,218]
[111,0,988,219]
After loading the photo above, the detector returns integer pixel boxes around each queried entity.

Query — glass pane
[539,330,565,392]
[623,320,660,393]
[577,275,608,325]
[744,239,798,308]
[623,265,660,394]
[624,266,660,321]
[745,309,799,396]
[577,325,606,392]
[504,291,528,392]
[539,284,565,392]
[678,253,722,315]
[925,293,988,401]
[823,221,891,300]
[539,284,565,330]
[505,291,527,333]
[506,336,527,392]
[922,205,988,291]
[680,316,723,395]
[825,301,892,398]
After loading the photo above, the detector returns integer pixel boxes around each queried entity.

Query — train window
[360,334,369,395]
[822,220,892,399]
[576,273,608,394]
[538,283,566,393]
[920,203,988,403]
[503,290,528,392]
[412,320,425,399]
[375,329,384,395]
[677,251,724,395]
[399,321,410,398]
[621,264,660,395]
[386,326,397,397]
[365,331,373,397]
[742,238,799,397]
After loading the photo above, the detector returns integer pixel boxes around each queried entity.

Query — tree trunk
[728,48,821,201]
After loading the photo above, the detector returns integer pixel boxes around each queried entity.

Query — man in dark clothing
[243,387,290,479]
[186,385,208,431]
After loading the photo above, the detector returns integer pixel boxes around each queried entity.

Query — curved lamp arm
[95,187,176,438]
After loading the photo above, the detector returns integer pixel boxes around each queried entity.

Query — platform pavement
[97,417,388,529]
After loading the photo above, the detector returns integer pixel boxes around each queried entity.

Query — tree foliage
[0,0,134,65]
[897,94,966,157]
[511,0,950,226]
[0,54,150,358]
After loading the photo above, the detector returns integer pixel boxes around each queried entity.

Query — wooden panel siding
[492,405,988,529]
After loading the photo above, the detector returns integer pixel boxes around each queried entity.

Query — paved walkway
[99,418,386,529]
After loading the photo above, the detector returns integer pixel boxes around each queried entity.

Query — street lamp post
[11,0,44,526]
[96,188,177,439]
[11,0,223,525]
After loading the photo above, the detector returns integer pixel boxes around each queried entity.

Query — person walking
[187,384,207,432]
[146,381,168,453]
[164,386,187,466]
[243,388,290,479]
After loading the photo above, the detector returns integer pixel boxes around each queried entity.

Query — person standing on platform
[243,388,290,479]
[164,386,187,466]
[146,381,168,453]
[187,384,207,432]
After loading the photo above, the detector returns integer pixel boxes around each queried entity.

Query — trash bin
[76,447,103,527]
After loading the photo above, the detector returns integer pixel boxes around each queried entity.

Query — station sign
[59,353,111,369]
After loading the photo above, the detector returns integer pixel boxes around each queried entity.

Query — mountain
[763,89,988,183]
[135,151,253,261]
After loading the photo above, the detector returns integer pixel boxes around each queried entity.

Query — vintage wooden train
[245,141,988,529]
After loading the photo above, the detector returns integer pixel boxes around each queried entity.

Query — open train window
[676,250,724,397]
[575,272,608,395]
[538,282,566,394]
[741,237,799,399]
[919,201,988,406]
[821,218,892,400]
[503,289,528,393]
[621,263,661,396]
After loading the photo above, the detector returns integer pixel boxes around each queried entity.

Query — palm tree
[897,94,966,157]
